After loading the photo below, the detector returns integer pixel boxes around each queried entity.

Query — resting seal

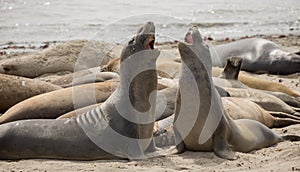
[50,66,119,87]
[0,22,168,160]
[0,41,122,78]
[173,26,295,160]
[101,56,182,79]
[0,73,61,112]
[212,67,300,97]
[0,81,118,124]
[222,97,300,128]
[214,57,300,108]
[211,38,300,74]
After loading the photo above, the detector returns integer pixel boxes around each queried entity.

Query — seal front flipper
[212,119,236,160]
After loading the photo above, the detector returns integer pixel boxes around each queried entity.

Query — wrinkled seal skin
[0,73,62,112]
[174,26,284,160]
[0,22,162,160]
[212,38,300,74]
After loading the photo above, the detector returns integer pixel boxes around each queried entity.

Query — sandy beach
[0,34,299,172]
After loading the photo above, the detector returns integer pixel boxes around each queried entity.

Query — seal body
[212,38,300,74]
[0,73,61,112]
[0,22,164,160]
[0,41,121,78]
[223,97,300,128]
[0,81,118,124]
[174,27,283,160]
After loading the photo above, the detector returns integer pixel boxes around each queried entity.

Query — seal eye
[146,36,155,50]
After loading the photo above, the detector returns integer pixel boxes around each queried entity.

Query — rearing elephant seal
[173,26,296,160]
[0,22,165,160]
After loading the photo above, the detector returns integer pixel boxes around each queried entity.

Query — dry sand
[0,35,300,172]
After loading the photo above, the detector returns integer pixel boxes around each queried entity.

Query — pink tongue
[185,33,193,44]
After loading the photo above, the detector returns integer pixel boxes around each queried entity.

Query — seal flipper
[269,111,300,120]
[294,51,300,56]
[293,108,300,113]
[212,118,237,160]
[282,135,300,141]
[220,57,243,80]
[273,118,300,128]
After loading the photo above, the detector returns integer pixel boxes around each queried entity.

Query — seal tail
[282,135,300,142]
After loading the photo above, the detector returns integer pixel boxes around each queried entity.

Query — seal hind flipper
[273,118,300,128]
[282,135,300,142]
[269,111,300,120]
[293,108,300,113]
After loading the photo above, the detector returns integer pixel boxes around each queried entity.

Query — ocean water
[0,0,299,44]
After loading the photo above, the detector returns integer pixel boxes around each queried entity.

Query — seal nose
[0,63,12,72]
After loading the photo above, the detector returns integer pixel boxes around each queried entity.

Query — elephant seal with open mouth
[0,22,168,160]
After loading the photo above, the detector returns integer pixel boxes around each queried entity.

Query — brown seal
[0,81,118,124]
[0,73,61,112]
[0,40,122,78]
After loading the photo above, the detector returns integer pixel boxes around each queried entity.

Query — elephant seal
[0,73,61,112]
[0,81,119,124]
[222,97,300,128]
[225,87,300,118]
[50,66,119,87]
[57,86,178,121]
[0,40,122,78]
[211,38,300,74]
[212,67,300,97]
[56,103,101,120]
[101,56,182,79]
[214,57,300,108]
[0,21,168,160]
[173,26,294,160]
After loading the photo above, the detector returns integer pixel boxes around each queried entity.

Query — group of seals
[0,22,299,161]
[0,73,61,112]
[172,27,292,160]
[0,22,168,160]
[0,81,119,124]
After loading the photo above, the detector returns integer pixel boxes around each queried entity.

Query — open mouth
[184,32,193,44]
[146,36,155,50]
